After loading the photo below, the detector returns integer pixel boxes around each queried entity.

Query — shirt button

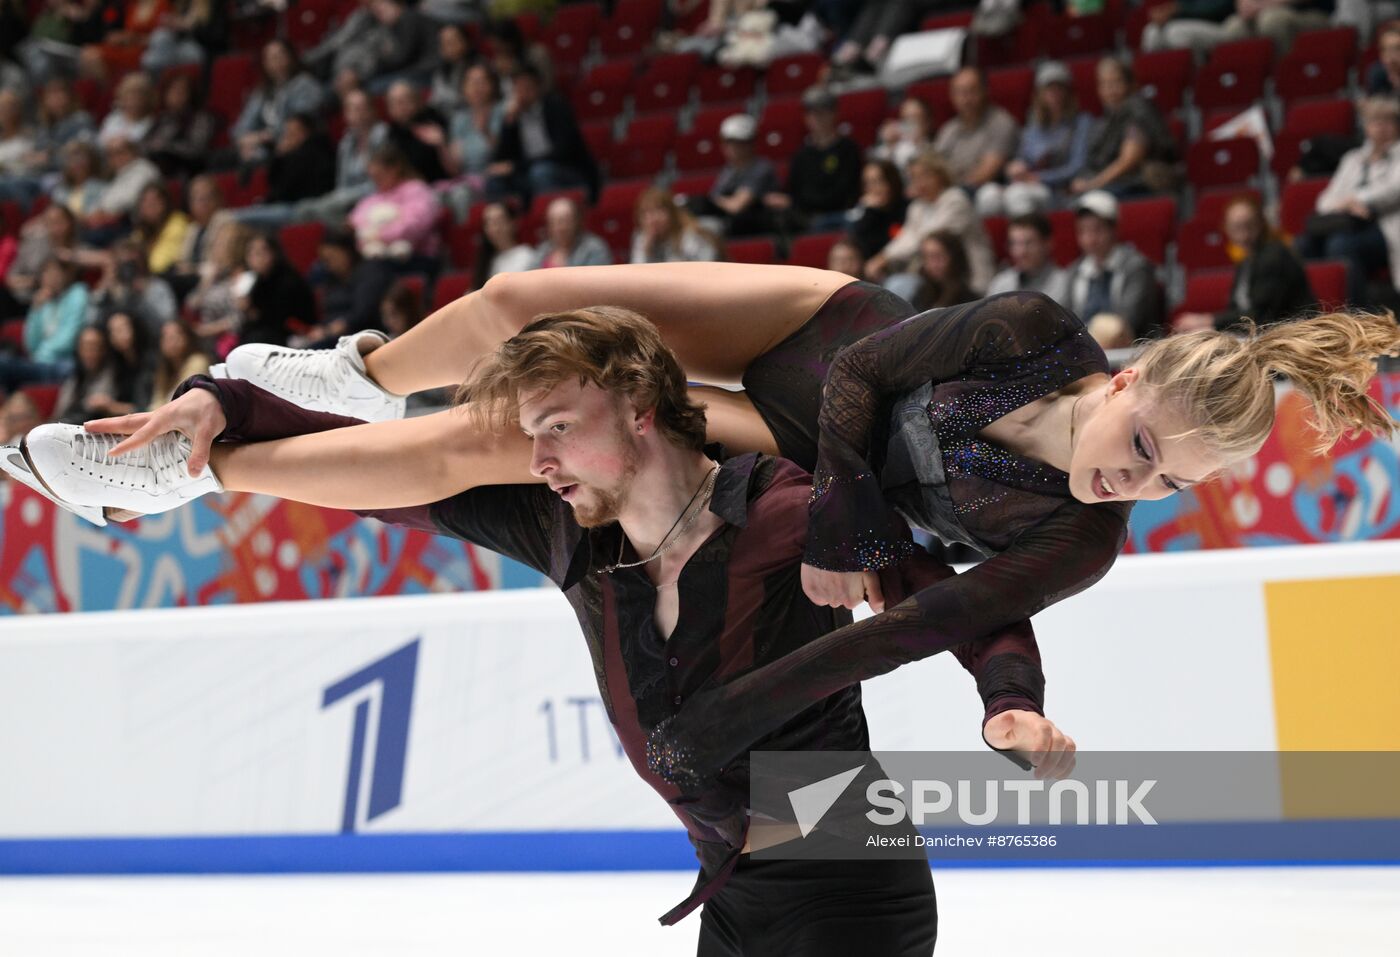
[669,656,679,667]
[674,695,683,705]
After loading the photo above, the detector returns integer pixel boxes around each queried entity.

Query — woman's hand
[801,564,885,613]
[83,386,227,478]
[983,710,1077,780]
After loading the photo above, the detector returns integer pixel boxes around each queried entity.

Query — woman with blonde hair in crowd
[631,188,720,264]
[187,221,253,355]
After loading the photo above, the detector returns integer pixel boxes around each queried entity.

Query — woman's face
[40,261,66,293]
[639,202,671,237]
[42,81,72,118]
[439,26,467,63]
[247,239,274,275]
[43,206,73,243]
[919,238,952,282]
[907,163,943,200]
[862,163,894,206]
[463,65,494,106]
[159,321,189,361]
[137,188,166,225]
[899,99,929,137]
[1364,112,1400,149]
[1038,82,1069,118]
[368,159,397,192]
[108,313,135,353]
[63,146,93,181]
[77,328,106,369]
[1068,371,1222,504]
[1223,202,1263,250]
[483,204,516,248]
[263,42,292,82]
[1096,62,1129,110]
[118,79,151,117]
[827,242,863,277]
[164,77,192,112]
[319,243,353,275]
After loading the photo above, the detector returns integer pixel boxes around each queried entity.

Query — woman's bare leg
[203,386,777,510]
[365,264,853,396]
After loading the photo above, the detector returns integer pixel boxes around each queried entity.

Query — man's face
[949,69,984,117]
[1381,32,1400,76]
[1076,214,1116,261]
[519,379,642,528]
[387,83,417,123]
[1007,225,1049,272]
[546,199,579,247]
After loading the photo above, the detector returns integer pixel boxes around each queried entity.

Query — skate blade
[0,439,108,527]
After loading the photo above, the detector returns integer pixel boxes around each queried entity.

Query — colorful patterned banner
[2,374,1396,615]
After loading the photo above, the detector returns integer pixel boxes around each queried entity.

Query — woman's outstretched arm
[365,263,852,395]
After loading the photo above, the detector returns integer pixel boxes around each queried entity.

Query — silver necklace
[599,464,720,575]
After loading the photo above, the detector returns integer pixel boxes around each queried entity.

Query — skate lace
[74,431,190,488]
[262,348,349,401]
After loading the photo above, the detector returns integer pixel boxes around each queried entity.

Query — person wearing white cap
[695,113,784,238]
[1065,190,1162,350]
[976,61,1096,218]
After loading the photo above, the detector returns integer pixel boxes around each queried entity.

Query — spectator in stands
[0,257,87,393]
[826,237,866,278]
[489,66,596,201]
[53,323,116,424]
[832,0,942,73]
[238,232,318,347]
[933,67,1020,196]
[1140,0,1331,55]
[448,63,504,181]
[163,173,222,300]
[361,0,436,94]
[85,135,161,243]
[0,87,34,177]
[93,310,154,416]
[1297,95,1400,307]
[487,19,554,98]
[144,70,216,178]
[908,231,979,310]
[428,22,477,114]
[874,96,934,173]
[866,150,994,294]
[379,278,424,338]
[140,0,227,73]
[845,158,907,260]
[232,39,326,167]
[304,228,383,343]
[384,79,451,183]
[334,89,391,205]
[1071,57,1177,199]
[773,87,863,231]
[472,200,535,288]
[2,205,78,321]
[1176,195,1315,332]
[265,114,337,207]
[533,196,613,268]
[52,141,107,220]
[0,78,93,207]
[88,238,178,334]
[1367,21,1400,96]
[694,113,782,238]
[77,0,168,81]
[148,319,210,408]
[0,390,41,446]
[188,221,252,354]
[986,212,1072,305]
[631,187,720,264]
[979,61,1094,217]
[1065,190,1162,349]
[131,182,190,277]
[349,143,442,273]
[96,72,158,146]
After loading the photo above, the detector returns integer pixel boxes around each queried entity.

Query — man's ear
[632,405,657,435]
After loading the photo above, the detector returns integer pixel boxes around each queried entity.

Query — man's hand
[983,710,1077,780]
[801,564,885,613]
[83,387,226,478]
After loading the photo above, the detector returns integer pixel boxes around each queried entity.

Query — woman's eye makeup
[1135,430,1180,492]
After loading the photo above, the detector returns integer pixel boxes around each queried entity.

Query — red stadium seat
[786,231,843,269]
[1049,208,1077,266]
[581,120,613,159]
[286,0,337,48]
[756,99,806,162]
[696,63,758,106]
[1046,11,1115,59]
[1305,261,1347,309]
[1274,53,1349,105]
[1117,196,1176,266]
[542,1,603,67]
[1180,269,1235,313]
[208,53,256,125]
[1208,36,1275,74]
[573,61,634,122]
[278,221,325,274]
[21,384,60,420]
[976,2,1053,68]
[1133,48,1192,116]
[836,88,887,149]
[588,181,649,255]
[599,0,661,58]
[1192,58,1266,113]
[1194,186,1263,228]
[983,214,1009,263]
[1186,136,1260,189]
[0,319,23,352]
[1280,178,1329,237]
[766,53,825,98]
[1290,26,1357,61]
[905,77,954,128]
[632,53,700,113]
[608,115,677,179]
[1281,98,1355,138]
[1066,56,1103,115]
[725,237,779,264]
[431,271,474,312]
[920,10,974,31]
[1175,221,1233,271]
[986,66,1034,123]
[445,220,477,269]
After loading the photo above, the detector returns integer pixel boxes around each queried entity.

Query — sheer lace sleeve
[649,496,1127,791]
[805,291,1088,571]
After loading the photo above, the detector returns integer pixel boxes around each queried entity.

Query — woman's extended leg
[364,263,853,396]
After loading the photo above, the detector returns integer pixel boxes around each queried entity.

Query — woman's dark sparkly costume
[650,288,1135,791]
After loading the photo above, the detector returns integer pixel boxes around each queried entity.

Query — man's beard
[569,424,640,528]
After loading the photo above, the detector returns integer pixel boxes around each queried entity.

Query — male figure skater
[12,307,1073,954]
